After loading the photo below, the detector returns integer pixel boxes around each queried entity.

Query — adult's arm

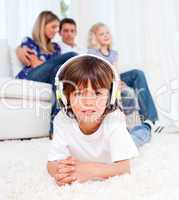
[16,46,34,66]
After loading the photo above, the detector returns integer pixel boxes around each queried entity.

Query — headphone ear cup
[56,82,68,110]
[60,82,67,106]
[56,89,60,104]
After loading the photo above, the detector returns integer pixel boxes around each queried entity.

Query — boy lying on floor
[47,55,138,186]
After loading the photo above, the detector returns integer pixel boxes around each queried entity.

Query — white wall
[0,0,60,47]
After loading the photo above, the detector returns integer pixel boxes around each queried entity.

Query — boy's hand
[57,160,96,185]
[54,156,78,186]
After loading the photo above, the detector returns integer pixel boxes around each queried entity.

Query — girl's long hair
[32,11,60,53]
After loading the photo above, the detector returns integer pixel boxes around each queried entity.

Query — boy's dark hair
[59,18,77,31]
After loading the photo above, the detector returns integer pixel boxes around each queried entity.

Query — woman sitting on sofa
[16,11,77,135]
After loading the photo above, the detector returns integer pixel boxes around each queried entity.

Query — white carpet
[1,134,179,200]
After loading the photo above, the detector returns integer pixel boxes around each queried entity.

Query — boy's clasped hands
[54,156,97,186]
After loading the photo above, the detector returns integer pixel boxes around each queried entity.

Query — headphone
[55,54,121,111]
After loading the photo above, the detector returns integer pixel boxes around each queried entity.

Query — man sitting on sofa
[55,18,81,54]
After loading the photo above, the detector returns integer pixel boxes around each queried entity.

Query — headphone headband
[55,54,120,109]
[55,54,119,86]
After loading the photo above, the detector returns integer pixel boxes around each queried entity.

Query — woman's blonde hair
[88,22,112,49]
[32,11,60,53]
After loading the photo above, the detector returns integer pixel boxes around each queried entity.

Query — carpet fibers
[0,134,179,200]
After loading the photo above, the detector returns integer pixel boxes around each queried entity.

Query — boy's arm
[47,157,76,178]
[89,160,130,180]
[57,158,130,184]
[47,159,76,187]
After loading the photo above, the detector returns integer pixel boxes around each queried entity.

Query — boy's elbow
[47,162,52,176]
[124,163,131,174]
[115,160,131,176]
[47,161,57,177]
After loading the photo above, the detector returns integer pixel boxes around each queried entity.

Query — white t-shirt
[53,34,82,54]
[59,41,79,54]
[48,109,138,163]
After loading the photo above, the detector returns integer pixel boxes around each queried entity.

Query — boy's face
[59,23,77,46]
[69,80,109,123]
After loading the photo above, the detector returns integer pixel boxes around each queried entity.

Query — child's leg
[129,123,152,147]
[121,86,138,115]
[120,69,158,123]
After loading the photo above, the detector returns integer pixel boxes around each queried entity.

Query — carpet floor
[0,133,179,200]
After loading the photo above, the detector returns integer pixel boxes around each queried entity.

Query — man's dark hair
[59,18,77,31]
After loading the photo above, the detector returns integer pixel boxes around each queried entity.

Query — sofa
[0,39,142,140]
[0,39,52,139]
